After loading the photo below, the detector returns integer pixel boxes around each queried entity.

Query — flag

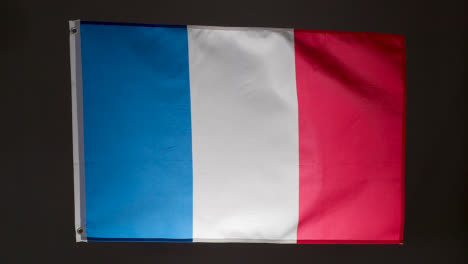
[70,20,405,243]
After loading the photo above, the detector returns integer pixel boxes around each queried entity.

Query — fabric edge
[187,25,293,32]
[399,35,407,244]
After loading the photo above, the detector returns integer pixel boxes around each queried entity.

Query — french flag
[70,20,405,243]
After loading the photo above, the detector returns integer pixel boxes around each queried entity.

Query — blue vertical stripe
[80,22,193,241]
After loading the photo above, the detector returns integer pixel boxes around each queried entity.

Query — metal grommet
[70,27,77,34]
[77,227,84,235]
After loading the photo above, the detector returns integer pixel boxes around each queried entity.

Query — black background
[7,0,467,263]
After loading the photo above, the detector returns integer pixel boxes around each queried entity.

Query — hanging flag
[70,20,406,244]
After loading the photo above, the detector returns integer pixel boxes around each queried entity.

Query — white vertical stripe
[188,26,299,243]
[69,20,87,242]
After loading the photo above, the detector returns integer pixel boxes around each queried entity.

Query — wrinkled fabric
[74,21,405,243]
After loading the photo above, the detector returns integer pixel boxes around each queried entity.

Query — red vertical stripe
[294,29,405,243]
